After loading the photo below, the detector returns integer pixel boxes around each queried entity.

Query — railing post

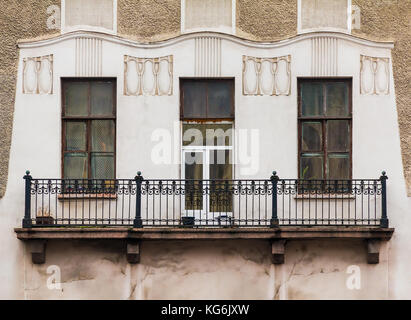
[380,171,389,228]
[270,171,279,227]
[22,170,32,228]
[133,171,143,228]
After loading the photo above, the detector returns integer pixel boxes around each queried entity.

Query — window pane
[301,82,323,116]
[209,150,232,213]
[185,152,203,210]
[301,155,323,179]
[327,120,350,152]
[64,82,88,116]
[208,81,233,118]
[183,124,233,146]
[328,154,350,180]
[91,81,114,116]
[326,82,349,116]
[302,122,322,152]
[182,81,207,118]
[91,153,114,179]
[91,120,115,152]
[64,153,88,179]
[65,121,86,151]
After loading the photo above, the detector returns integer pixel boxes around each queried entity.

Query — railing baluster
[133,171,143,228]
[380,171,389,228]
[270,171,279,227]
[22,171,32,228]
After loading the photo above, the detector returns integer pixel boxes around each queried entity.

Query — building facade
[0,0,410,299]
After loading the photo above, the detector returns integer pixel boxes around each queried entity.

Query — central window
[62,78,116,181]
[180,79,234,215]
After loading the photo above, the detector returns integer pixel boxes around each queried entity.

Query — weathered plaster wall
[117,0,181,41]
[22,240,389,299]
[0,0,59,198]
[352,0,411,195]
[236,0,297,41]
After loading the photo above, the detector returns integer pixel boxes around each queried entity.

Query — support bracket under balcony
[366,239,381,264]
[28,240,46,264]
[271,240,286,264]
[126,240,140,264]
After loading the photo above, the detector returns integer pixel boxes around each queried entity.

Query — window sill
[58,193,117,201]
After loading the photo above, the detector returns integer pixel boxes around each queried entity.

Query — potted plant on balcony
[35,208,54,225]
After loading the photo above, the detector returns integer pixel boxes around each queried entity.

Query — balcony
[15,171,394,264]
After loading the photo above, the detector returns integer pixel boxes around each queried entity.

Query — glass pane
[65,121,86,151]
[91,153,114,180]
[182,81,207,118]
[326,82,349,116]
[302,122,322,152]
[327,120,350,152]
[91,120,115,152]
[300,155,323,179]
[209,150,233,213]
[91,81,114,116]
[185,152,203,211]
[301,82,323,116]
[208,81,233,118]
[64,82,88,116]
[64,153,88,179]
[182,124,233,146]
[328,154,350,180]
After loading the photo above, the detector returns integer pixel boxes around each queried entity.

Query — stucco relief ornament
[23,54,53,94]
[242,55,291,96]
[124,55,173,96]
[360,55,390,95]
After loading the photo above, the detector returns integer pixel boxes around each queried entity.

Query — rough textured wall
[352,0,411,195]
[236,0,297,41]
[117,0,181,41]
[0,0,59,198]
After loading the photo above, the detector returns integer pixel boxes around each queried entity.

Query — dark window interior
[62,79,116,180]
[180,79,234,120]
[298,79,352,180]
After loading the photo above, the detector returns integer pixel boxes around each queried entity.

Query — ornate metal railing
[22,171,389,228]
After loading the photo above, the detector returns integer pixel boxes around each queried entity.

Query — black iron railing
[22,171,389,228]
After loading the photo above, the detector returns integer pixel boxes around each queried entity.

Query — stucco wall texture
[0,0,59,198]
[0,0,410,196]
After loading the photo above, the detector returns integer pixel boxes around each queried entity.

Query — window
[180,79,234,215]
[62,0,117,34]
[298,0,351,33]
[298,79,352,180]
[182,0,236,34]
[62,79,116,181]
[180,79,234,120]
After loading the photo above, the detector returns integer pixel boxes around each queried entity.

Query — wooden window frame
[61,77,117,181]
[180,78,235,121]
[298,78,352,180]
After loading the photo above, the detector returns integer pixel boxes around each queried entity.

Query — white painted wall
[0,31,410,299]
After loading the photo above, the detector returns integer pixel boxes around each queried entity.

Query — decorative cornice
[18,30,394,50]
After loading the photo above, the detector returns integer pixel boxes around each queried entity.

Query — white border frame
[297,0,352,34]
[61,0,117,35]
[181,0,236,35]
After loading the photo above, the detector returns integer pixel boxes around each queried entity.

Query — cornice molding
[18,30,394,50]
